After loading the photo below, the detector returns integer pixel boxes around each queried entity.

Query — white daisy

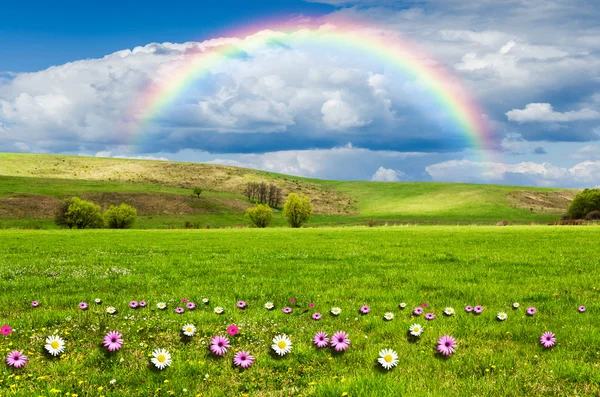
[271,334,292,356]
[497,312,508,321]
[383,312,394,321]
[378,348,399,370]
[399,302,407,309]
[157,302,167,310]
[444,307,455,316]
[264,302,274,310]
[202,298,209,304]
[409,323,423,336]
[106,306,117,314]
[182,324,196,337]
[214,306,224,314]
[513,302,520,308]
[94,298,102,304]
[331,307,342,316]
[151,348,172,370]
[44,335,65,356]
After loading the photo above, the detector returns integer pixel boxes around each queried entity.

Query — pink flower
[540,332,556,348]
[6,350,27,368]
[578,306,586,313]
[227,325,239,336]
[437,335,457,356]
[422,302,429,307]
[233,350,254,368]
[1,325,12,336]
[174,307,185,314]
[413,307,423,316]
[282,307,292,314]
[526,307,536,316]
[237,301,247,309]
[313,332,329,348]
[465,306,473,313]
[289,298,295,303]
[31,301,39,307]
[129,301,138,309]
[425,313,436,321]
[473,305,484,314]
[360,305,370,314]
[139,301,147,307]
[209,335,230,356]
[186,302,196,310]
[309,303,315,308]
[312,313,322,320]
[181,298,188,303]
[102,331,123,352]
[330,331,350,352]
[79,302,88,310]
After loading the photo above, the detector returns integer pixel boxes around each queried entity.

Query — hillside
[0,153,577,228]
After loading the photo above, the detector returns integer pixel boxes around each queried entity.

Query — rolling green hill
[0,152,577,228]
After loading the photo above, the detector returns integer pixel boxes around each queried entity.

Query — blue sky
[1,0,600,187]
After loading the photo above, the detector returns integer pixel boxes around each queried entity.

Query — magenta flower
[473,305,484,314]
[282,307,292,314]
[360,305,370,314]
[209,335,230,356]
[289,298,295,303]
[181,298,188,303]
[312,312,322,320]
[233,350,254,368]
[309,303,315,308]
[1,325,12,336]
[31,301,39,307]
[313,332,329,348]
[237,301,247,309]
[186,302,196,310]
[422,302,429,308]
[129,301,138,309]
[6,350,27,368]
[413,307,423,316]
[465,306,473,313]
[79,302,88,310]
[227,325,239,336]
[103,331,124,352]
[174,307,184,314]
[330,331,350,352]
[540,332,556,348]
[437,335,457,356]
[425,313,436,321]
[139,301,147,307]
[578,306,586,313]
[526,307,536,316]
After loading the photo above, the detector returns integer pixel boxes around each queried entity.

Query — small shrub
[56,197,103,229]
[567,188,600,219]
[496,220,509,226]
[584,210,600,220]
[283,193,313,228]
[367,219,379,227]
[104,204,138,229]
[184,221,201,229]
[246,204,273,228]
[192,187,203,198]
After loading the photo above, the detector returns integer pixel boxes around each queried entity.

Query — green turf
[0,226,598,396]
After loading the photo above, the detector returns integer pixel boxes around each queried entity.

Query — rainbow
[129,20,494,152]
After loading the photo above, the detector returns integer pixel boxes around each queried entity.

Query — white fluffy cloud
[506,103,600,123]
[371,166,404,182]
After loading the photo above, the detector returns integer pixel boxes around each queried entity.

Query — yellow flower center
[414,327,420,332]
[186,327,192,332]
[51,341,60,349]
[278,341,287,349]
[384,354,393,363]
[157,354,166,363]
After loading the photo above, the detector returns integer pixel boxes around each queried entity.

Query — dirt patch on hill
[0,195,59,218]
[507,190,578,215]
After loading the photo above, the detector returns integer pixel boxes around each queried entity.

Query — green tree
[567,188,600,219]
[56,197,103,229]
[246,204,273,228]
[192,187,203,198]
[283,193,313,228]
[104,203,138,229]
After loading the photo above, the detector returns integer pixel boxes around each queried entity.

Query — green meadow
[1,226,599,396]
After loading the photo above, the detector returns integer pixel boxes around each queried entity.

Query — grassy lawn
[0,226,598,396]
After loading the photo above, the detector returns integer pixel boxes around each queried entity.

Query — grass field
[1,226,599,396]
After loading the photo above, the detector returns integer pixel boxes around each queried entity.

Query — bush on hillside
[246,204,273,228]
[283,193,313,228]
[192,187,203,198]
[584,210,600,220]
[55,197,103,229]
[567,188,600,219]
[104,203,138,229]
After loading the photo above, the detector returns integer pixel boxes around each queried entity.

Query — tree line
[244,182,282,208]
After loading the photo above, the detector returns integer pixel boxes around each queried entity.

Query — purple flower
[437,335,457,356]
[237,301,247,309]
[540,332,556,348]
[209,335,230,356]
[309,303,315,308]
[186,302,196,310]
[139,301,147,307]
[174,307,184,314]
[1,325,12,336]
[473,305,484,314]
[425,313,436,321]
[282,307,292,314]
[313,332,329,348]
[6,350,27,368]
[129,301,138,309]
[526,307,536,316]
[413,307,423,316]
[233,350,254,368]
[79,302,88,310]
[181,298,188,303]
[578,306,586,313]
[330,331,351,352]
[465,306,473,313]
[421,302,429,308]
[227,325,239,336]
[312,312,322,320]
[360,305,370,314]
[31,301,39,307]
[102,331,123,352]
[289,298,295,303]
